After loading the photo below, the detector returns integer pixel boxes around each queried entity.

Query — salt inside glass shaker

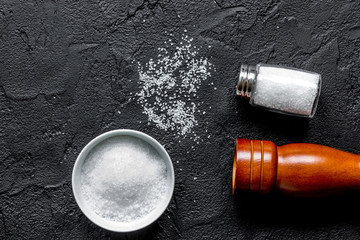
[236,63,322,117]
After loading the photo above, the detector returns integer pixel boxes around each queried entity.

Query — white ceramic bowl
[72,129,175,232]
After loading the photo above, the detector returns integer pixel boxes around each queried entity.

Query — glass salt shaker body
[236,63,322,117]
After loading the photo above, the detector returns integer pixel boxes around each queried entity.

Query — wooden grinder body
[232,139,360,197]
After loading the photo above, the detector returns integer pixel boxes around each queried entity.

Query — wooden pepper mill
[232,139,360,197]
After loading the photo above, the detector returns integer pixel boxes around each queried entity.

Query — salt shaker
[236,63,322,117]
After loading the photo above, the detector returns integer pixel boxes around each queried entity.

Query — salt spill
[81,136,167,223]
[136,35,214,141]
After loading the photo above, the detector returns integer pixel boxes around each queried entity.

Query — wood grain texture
[233,139,360,197]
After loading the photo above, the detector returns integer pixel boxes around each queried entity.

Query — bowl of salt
[72,129,175,232]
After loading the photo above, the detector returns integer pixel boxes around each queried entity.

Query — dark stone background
[1,0,360,239]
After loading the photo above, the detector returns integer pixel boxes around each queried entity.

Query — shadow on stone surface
[103,221,160,240]
[236,97,310,140]
[233,192,360,227]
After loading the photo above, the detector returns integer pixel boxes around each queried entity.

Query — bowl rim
[71,129,175,232]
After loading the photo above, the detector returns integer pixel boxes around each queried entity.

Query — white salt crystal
[80,136,167,223]
[251,65,321,116]
[136,35,213,139]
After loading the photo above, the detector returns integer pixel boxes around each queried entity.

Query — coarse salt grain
[252,66,320,116]
[237,64,321,117]
[80,136,167,223]
[136,34,213,139]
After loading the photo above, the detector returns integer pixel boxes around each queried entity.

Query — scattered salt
[136,35,213,139]
[80,136,167,223]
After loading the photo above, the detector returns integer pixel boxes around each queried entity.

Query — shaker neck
[236,64,257,98]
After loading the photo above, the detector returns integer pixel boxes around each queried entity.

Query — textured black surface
[1,0,360,239]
